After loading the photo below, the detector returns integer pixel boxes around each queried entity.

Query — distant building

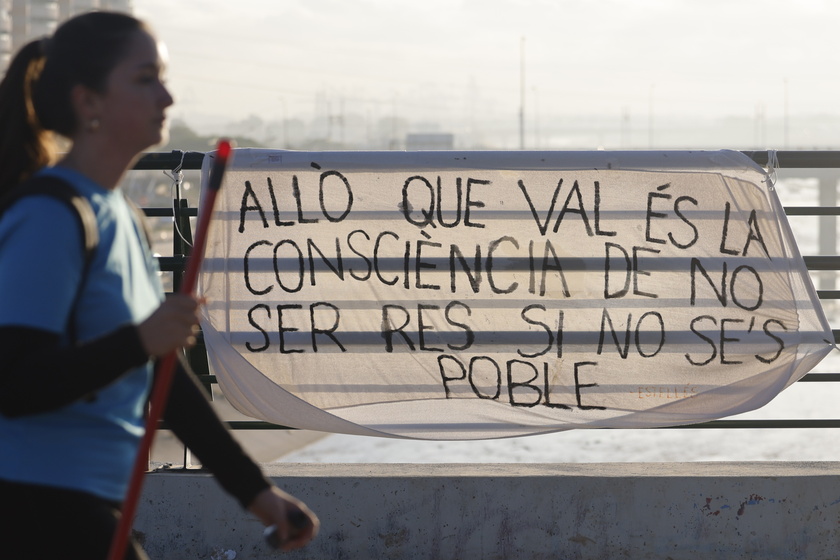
[405,133,455,151]
[0,0,133,71]
[0,4,9,69]
[56,0,132,21]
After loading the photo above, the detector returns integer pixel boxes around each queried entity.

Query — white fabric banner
[198,149,833,439]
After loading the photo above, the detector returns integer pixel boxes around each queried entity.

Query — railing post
[171,183,198,468]
[816,170,839,294]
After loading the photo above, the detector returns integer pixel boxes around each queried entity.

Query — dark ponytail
[0,39,53,197]
[0,11,146,197]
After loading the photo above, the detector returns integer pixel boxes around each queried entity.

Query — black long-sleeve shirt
[0,324,270,508]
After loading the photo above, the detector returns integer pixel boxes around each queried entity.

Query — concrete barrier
[134,462,840,559]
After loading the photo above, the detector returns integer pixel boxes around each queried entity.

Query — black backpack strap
[0,175,99,343]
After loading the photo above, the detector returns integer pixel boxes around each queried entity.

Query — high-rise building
[1,0,133,72]
[57,1,133,21]
[0,1,11,70]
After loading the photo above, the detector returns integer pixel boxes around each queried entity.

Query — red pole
[108,140,232,560]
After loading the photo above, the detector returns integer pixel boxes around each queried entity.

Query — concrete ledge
[135,462,840,559]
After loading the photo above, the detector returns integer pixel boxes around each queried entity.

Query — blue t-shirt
[0,166,163,501]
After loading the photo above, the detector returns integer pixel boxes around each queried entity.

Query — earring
[87,118,100,132]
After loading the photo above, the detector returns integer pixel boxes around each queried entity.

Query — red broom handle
[108,140,232,560]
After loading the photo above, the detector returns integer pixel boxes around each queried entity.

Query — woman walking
[0,11,318,559]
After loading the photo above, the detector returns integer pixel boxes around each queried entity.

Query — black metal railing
[137,149,840,432]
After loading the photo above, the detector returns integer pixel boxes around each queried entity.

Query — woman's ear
[69,83,103,134]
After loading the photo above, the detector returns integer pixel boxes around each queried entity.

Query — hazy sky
[134,0,840,132]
